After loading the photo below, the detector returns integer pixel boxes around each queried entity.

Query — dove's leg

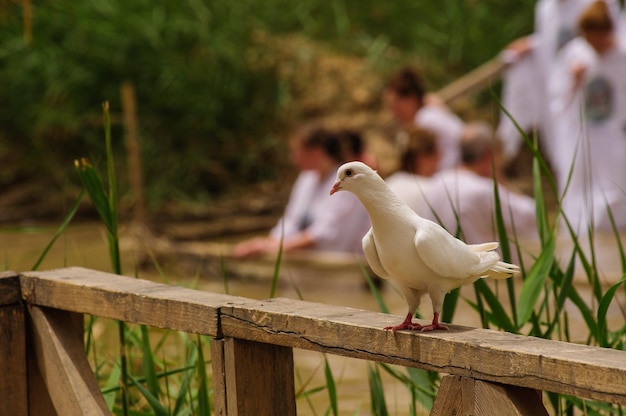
[384,286,425,331]
[420,312,449,332]
[420,291,449,332]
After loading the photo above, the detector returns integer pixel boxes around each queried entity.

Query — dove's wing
[413,222,499,278]
[362,229,390,279]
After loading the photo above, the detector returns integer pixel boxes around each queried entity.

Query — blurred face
[289,139,323,171]
[385,90,421,124]
[584,30,616,55]
[415,150,440,177]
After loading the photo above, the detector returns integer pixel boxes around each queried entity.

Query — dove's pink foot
[384,313,423,332]
[420,312,449,332]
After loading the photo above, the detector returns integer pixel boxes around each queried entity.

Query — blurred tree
[0,0,535,214]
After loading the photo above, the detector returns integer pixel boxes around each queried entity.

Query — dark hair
[579,0,614,33]
[399,127,437,173]
[301,127,344,163]
[386,67,426,104]
[337,129,364,160]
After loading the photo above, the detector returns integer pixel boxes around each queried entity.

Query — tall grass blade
[517,236,555,327]
[139,325,160,398]
[269,229,284,298]
[103,361,121,410]
[544,252,576,339]
[128,373,170,416]
[368,363,388,416]
[362,265,389,314]
[195,335,211,415]
[31,189,85,271]
[597,277,626,347]
[323,355,338,416]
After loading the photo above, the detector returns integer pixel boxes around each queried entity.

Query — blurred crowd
[234,0,626,260]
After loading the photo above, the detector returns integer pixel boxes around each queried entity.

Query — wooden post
[27,306,109,415]
[121,81,146,226]
[431,375,548,416]
[0,273,28,416]
[212,337,296,416]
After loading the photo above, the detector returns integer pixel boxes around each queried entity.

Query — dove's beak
[330,181,341,195]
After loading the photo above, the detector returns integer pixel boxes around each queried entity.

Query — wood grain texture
[15,267,626,406]
[28,306,108,415]
[432,375,548,416]
[219,297,626,405]
[0,272,21,306]
[20,267,248,337]
[211,338,228,416]
[0,305,28,416]
[221,338,296,416]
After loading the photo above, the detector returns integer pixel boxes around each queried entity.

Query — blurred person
[233,125,371,258]
[385,127,440,215]
[497,0,623,163]
[384,67,464,171]
[422,122,537,245]
[549,0,626,233]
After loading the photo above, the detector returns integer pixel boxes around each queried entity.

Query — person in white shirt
[422,122,537,245]
[549,0,626,233]
[233,125,371,257]
[384,67,464,171]
[386,127,439,215]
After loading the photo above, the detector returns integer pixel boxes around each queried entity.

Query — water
[1,222,624,415]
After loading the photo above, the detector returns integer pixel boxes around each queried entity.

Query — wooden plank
[20,267,249,337]
[436,56,507,104]
[219,297,626,405]
[28,306,108,415]
[0,305,28,416]
[431,375,548,416]
[0,272,21,305]
[220,337,296,416]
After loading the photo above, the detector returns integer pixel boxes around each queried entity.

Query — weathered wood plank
[219,297,626,405]
[28,306,108,415]
[211,338,228,416]
[431,375,548,416]
[430,374,462,415]
[20,267,248,337]
[0,304,28,416]
[220,337,296,416]
[0,272,21,305]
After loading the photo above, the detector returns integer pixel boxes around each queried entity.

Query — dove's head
[330,161,376,195]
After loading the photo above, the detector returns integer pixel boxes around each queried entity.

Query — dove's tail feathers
[469,242,500,252]
[485,261,520,280]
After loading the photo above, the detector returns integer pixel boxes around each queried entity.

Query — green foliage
[1,1,535,208]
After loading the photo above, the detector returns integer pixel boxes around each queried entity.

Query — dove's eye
[346,169,353,177]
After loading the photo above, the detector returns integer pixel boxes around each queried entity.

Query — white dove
[330,161,519,332]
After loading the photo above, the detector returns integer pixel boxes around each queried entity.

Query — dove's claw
[420,323,449,332]
[384,313,423,331]
[420,312,448,332]
[384,323,424,332]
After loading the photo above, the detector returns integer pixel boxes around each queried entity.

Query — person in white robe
[549,0,626,233]
[422,122,537,246]
[498,0,599,164]
[233,125,371,257]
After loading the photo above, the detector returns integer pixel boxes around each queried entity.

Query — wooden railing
[1,267,625,415]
